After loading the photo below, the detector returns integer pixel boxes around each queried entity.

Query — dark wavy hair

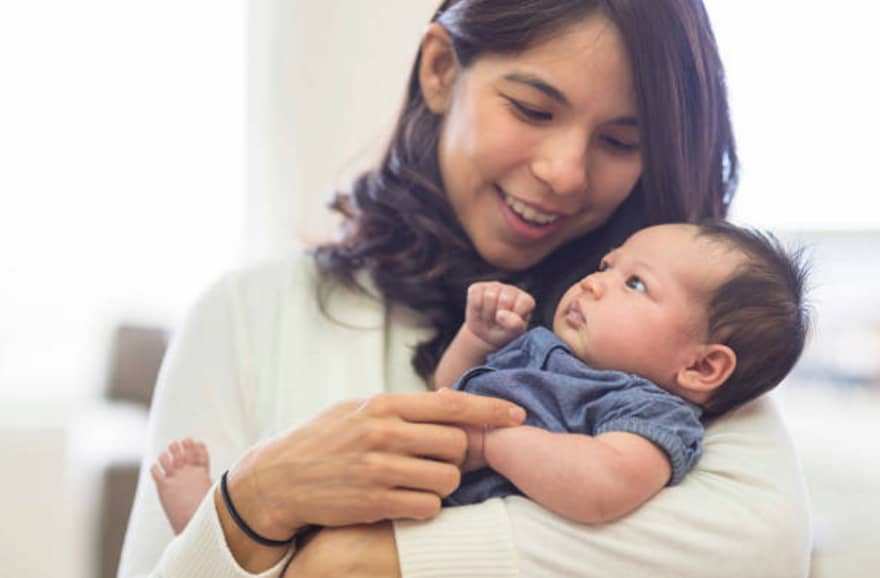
[313,0,738,382]
[696,222,811,416]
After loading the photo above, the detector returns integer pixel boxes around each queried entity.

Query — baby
[152,222,809,531]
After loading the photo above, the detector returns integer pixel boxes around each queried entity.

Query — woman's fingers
[378,488,444,521]
[227,391,524,534]
[359,389,525,427]
[350,453,462,498]
[307,488,443,527]
[356,421,468,463]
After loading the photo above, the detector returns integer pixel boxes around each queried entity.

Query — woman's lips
[495,186,565,241]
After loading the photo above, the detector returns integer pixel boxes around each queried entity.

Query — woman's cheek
[476,114,535,167]
[593,155,642,204]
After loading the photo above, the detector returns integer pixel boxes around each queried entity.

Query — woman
[119,1,811,577]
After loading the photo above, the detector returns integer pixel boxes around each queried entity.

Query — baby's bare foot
[150,437,212,534]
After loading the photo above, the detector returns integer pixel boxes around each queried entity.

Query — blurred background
[0,1,877,577]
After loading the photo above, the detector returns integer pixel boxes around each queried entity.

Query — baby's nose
[579,274,605,299]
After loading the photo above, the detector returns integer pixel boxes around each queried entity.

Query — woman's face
[422,14,642,271]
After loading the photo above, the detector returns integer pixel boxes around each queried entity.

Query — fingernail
[509,407,526,422]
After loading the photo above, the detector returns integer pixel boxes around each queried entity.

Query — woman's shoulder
[219,250,319,299]
[698,396,808,511]
[207,251,389,335]
[702,395,792,446]
[176,252,324,348]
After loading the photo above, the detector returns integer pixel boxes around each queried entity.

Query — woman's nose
[530,133,589,196]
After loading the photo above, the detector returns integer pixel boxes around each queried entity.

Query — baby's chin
[553,326,591,363]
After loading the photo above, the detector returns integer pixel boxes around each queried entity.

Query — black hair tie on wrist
[220,470,298,548]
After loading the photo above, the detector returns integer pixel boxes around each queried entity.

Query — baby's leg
[150,437,212,534]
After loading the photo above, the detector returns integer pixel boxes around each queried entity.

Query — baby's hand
[465,282,535,349]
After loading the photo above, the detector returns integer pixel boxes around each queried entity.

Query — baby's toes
[150,463,165,484]
[180,438,196,463]
[180,438,203,467]
[158,451,175,477]
[169,441,185,468]
[194,441,210,468]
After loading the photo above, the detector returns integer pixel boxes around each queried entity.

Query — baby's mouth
[565,300,587,325]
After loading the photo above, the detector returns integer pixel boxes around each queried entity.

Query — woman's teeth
[503,194,560,225]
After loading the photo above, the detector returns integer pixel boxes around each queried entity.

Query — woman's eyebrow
[503,72,568,105]
[502,72,638,126]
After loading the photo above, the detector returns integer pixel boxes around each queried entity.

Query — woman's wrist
[221,470,304,547]
[227,447,306,540]
[213,485,292,572]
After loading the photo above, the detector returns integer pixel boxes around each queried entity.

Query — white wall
[0,1,245,401]
[0,422,73,577]
[246,0,439,257]
[0,1,244,576]
[707,0,880,230]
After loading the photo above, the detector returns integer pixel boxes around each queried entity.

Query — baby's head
[552,222,809,416]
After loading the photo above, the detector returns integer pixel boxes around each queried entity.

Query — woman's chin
[475,241,553,272]
[481,251,545,272]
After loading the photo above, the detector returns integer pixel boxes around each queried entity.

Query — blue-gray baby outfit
[444,327,704,506]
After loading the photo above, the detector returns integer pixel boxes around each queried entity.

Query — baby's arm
[484,426,671,524]
[433,282,535,390]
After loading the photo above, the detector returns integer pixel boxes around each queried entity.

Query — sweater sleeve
[394,396,811,578]
[116,272,292,578]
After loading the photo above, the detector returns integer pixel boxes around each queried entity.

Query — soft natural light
[0,1,244,399]
[707,0,880,230]
[3,1,879,401]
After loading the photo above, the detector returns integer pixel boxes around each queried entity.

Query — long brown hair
[314,0,738,381]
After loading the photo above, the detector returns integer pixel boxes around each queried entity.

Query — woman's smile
[495,185,567,241]
[429,14,642,271]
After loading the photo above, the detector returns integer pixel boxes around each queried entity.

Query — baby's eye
[626,276,647,293]
[597,260,609,272]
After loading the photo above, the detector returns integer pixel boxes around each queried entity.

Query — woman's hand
[282,523,399,578]
[218,389,525,570]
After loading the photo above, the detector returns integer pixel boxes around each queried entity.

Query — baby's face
[552,223,738,388]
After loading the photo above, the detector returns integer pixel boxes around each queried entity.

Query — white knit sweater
[117,254,812,578]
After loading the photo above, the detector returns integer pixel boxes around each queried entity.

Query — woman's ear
[419,23,458,114]
[676,344,737,398]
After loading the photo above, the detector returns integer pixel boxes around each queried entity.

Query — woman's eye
[508,99,553,122]
[626,276,647,293]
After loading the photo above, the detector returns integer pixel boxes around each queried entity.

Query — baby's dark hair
[696,221,810,416]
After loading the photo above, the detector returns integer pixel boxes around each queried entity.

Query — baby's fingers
[481,284,501,323]
[497,285,518,314]
[512,291,536,321]
[466,284,486,320]
[496,310,527,333]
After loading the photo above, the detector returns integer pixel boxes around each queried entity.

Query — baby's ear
[676,344,736,397]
